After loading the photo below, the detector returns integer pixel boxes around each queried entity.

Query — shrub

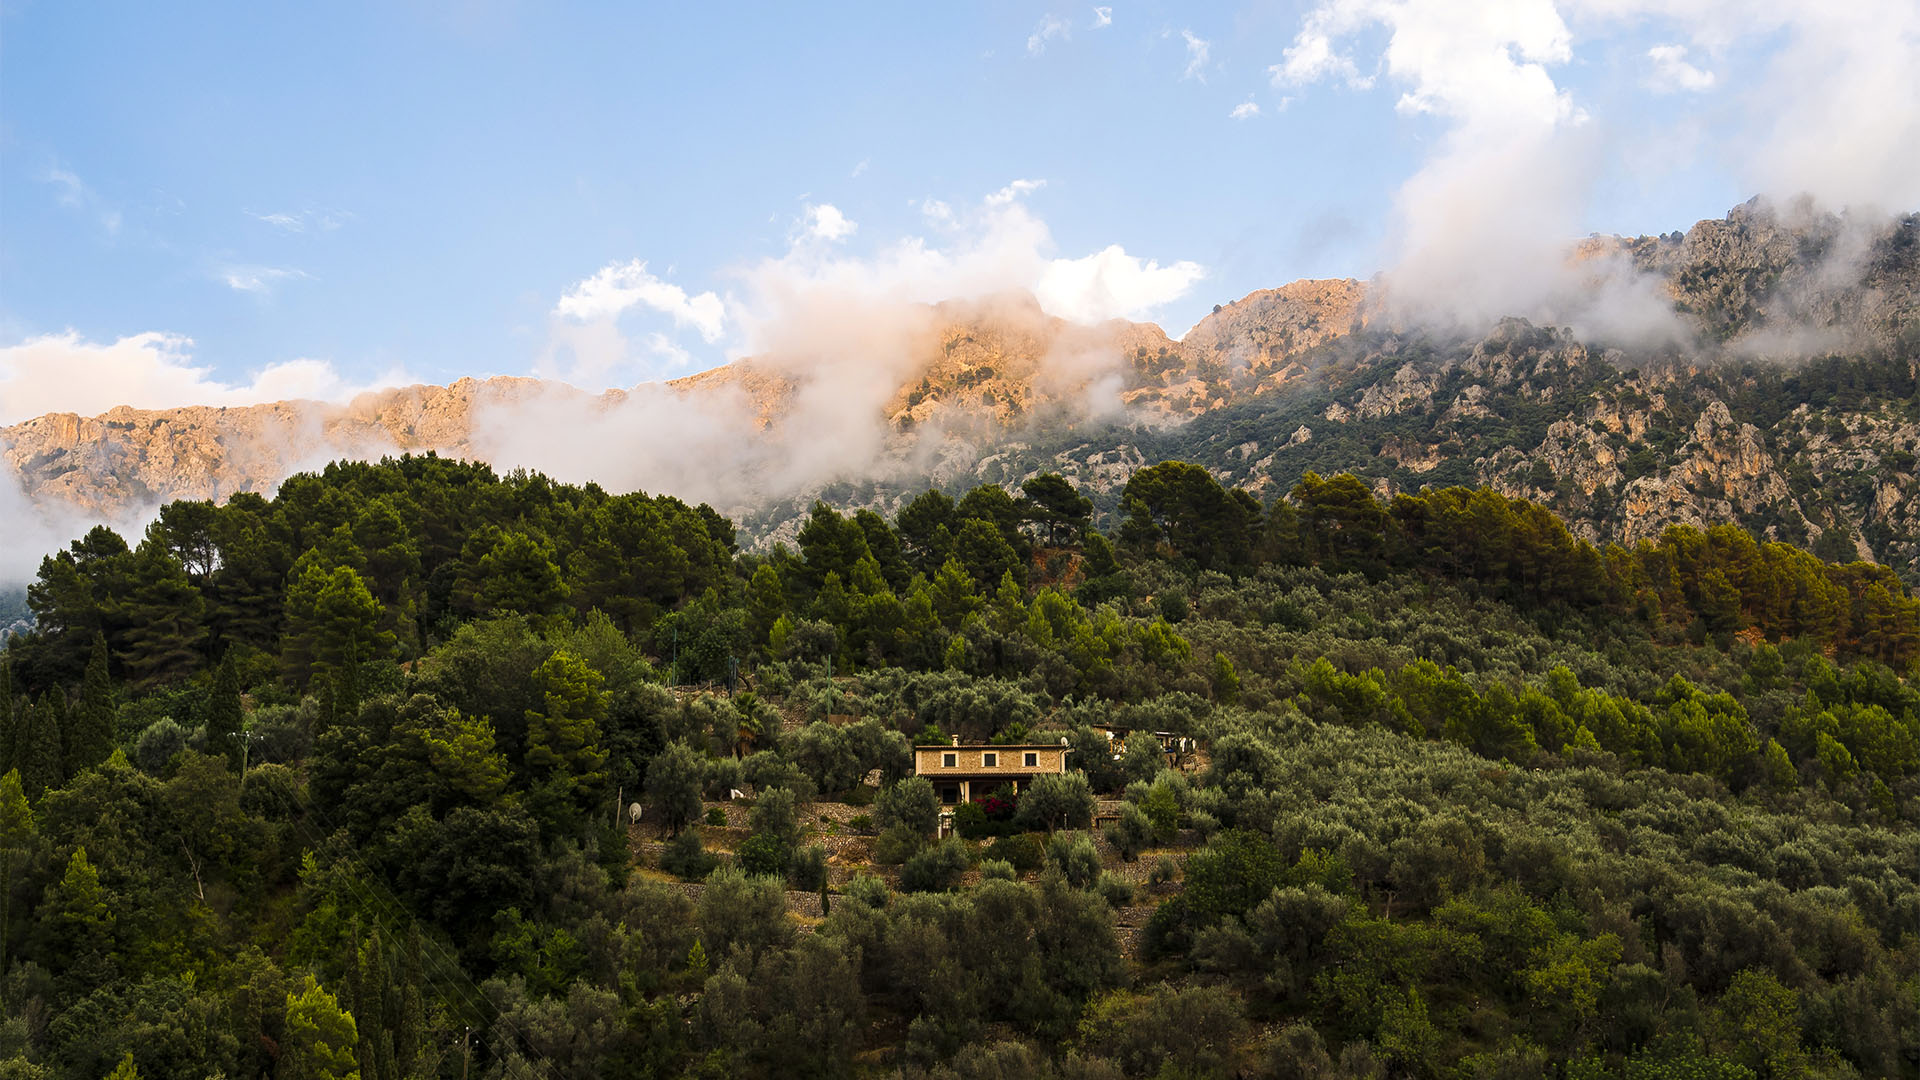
[1098,874,1135,908]
[704,755,744,800]
[874,823,926,865]
[848,813,874,835]
[985,833,1046,873]
[1149,855,1180,887]
[845,873,890,909]
[788,843,828,891]
[901,836,971,893]
[1015,772,1096,832]
[953,800,991,838]
[875,776,941,836]
[1139,780,1182,841]
[749,787,801,849]
[661,829,719,881]
[734,832,791,878]
[1187,810,1220,841]
[704,806,727,827]
[132,717,189,775]
[1104,803,1156,861]
[1047,832,1102,889]
[979,859,1017,881]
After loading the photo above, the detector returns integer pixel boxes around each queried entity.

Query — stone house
[913,736,1071,805]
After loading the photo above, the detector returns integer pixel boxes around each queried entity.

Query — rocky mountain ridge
[4,199,1916,581]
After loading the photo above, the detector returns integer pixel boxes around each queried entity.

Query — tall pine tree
[118,540,209,688]
[0,770,34,980]
[204,653,244,771]
[64,633,116,776]
[19,696,64,801]
[0,662,15,776]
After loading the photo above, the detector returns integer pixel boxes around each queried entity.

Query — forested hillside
[2,455,1916,1078]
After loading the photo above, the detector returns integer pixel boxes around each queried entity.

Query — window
[942,753,956,768]
[1024,752,1038,768]
[982,752,998,767]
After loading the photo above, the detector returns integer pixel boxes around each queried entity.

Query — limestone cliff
[5,199,1918,583]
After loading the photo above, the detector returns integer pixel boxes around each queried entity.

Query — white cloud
[644,332,694,369]
[247,207,352,232]
[553,259,726,342]
[1092,6,1112,28]
[802,203,858,242]
[0,331,408,425]
[1273,10,1371,89]
[1181,30,1211,80]
[732,179,1205,339]
[42,165,121,234]
[1645,44,1715,92]
[220,265,310,295]
[482,182,1212,517]
[1036,246,1207,324]
[1028,14,1070,54]
[1689,0,1920,209]
[1271,0,1920,332]
[1231,101,1262,119]
[850,158,870,178]
[985,178,1046,207]
[1268,0,1615,332]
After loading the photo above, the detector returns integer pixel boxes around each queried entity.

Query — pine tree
[392,925,426,1079]
[283,973,361,1080]
[524,651,610,815]
[20,696,64,801]
[747,563,787,647]
[65,633,116,776]
[0,770,35,979]
[282,562,395,691]
[39,845,113,973]
[0,662,16,776]
[117,540,209,687]
[204,653,244,771]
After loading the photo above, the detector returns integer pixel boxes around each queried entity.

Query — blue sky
[3,1,1915,420]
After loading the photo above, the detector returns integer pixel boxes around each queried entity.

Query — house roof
[913,743,1072,750]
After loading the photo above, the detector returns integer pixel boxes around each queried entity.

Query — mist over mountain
[3,197,1916,583]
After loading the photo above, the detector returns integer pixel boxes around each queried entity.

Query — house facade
[913,737,1071,805]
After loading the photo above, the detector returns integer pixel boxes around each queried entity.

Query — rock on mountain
[3,198,1917,582]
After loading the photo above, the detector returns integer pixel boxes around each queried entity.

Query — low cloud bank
[1275,0,1920,343]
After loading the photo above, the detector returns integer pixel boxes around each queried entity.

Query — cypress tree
[204,653,244,771]
[392,925,425,1080]
[0,769,35,979]
[20,696,64,801]
[65,633,116,776]
[0,663,16,776]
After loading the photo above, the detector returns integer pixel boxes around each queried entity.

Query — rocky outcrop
[0,376,614,511]
[4,202,1917,580]
[1180,278,1370,384]
[1582,198,1920,355]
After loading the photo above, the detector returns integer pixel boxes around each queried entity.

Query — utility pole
[461,1026,471,1080]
